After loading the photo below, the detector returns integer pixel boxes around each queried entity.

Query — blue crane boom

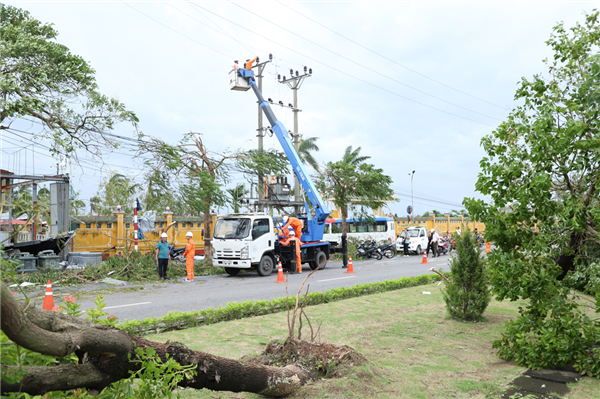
[237,68,330,242]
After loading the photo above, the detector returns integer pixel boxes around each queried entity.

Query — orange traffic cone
[345,256,356,273]
[274,261,286,283]
[42,280,55,310]
[420,251,428,264]
[485,241,491,254]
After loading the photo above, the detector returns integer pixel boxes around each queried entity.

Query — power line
[164,1,258,55]
[393,190,463,208]
[188,2,494,126]
[277,1,506,110]
[4,129,148,174]
[230,1,501,121]
[121,1,233,60]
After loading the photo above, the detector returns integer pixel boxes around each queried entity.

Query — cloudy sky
[1,0,595,217]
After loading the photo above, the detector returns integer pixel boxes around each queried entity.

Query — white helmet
[282,215,289,223]
[185,231,193,237]
[289,230,295,236]
[430,229,435,232]
[161,232,168,238]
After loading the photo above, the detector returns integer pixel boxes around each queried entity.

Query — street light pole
[409,170,415,221]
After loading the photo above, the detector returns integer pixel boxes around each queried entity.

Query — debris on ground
[100,277,128,285]
[244,337,367,379]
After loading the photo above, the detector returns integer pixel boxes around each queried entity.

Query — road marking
[317,276,357,282]
[104,302,152,310]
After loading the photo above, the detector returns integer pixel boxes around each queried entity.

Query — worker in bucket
[282,215,303,242]
[183,231,195,282]
[245,56,257,70]
[233,60,239,70]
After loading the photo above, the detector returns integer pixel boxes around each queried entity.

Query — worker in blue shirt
[156,232,170,280]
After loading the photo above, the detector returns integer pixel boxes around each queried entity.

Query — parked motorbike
[378,240,397,258]
[356,240,383,260]
[437,237,449,256]
[170,246,186,263]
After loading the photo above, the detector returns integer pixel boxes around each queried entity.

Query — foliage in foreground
[465,11,600,377]
[442,228,490,321]
[0,4,138,157]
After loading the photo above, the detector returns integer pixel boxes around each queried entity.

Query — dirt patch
[244,337,367,379]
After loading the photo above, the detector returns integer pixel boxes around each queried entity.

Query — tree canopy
[317,146,395,266]
[92,172,140,216]
[0,4,138,158]
[465,11,600,377]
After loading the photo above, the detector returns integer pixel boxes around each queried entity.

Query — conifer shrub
[442,227,490,321]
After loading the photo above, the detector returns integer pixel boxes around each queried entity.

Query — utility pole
[279,66,312,215]
[409,170,415,221]
[255,54,272,212]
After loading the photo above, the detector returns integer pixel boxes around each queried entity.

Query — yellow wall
[72,211,215,256]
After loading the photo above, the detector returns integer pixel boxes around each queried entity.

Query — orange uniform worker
[281,229,302,273]
[183,231,195,282]
[282,215,303,242]
[245,57,257,70]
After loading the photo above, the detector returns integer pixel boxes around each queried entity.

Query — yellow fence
[71,211,485,256]
[71,210,214,256]
[394,216,485,237]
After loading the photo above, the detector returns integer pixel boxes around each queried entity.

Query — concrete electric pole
[279,66,312,215]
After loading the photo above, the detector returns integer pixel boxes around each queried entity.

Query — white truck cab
[212,213,276,276]
[405,226,428,254]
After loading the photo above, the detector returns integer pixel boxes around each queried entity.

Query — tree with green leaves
[226,184,249,213]
[317,146,395,267]
[93,172,140,216]
[341,145,370,166]
[141,132,236,258]
[142,170,187,216]
[465,11,600,377]
[234,148,290,183]
[0,5,138,158]
[298,136,320,172]
[442,227,490,321]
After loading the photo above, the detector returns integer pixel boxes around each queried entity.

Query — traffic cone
[344,256,356,274]
[486,241,491,254]
[274,261,286,283]
[42,280,55,311]
[420,251,428,264]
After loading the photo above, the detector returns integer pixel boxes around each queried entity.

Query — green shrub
[118,273,442,336]
[442,228,490,321]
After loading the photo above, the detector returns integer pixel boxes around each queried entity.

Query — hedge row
[118,273,441,336]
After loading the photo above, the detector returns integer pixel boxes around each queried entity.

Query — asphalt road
[68,253,452,321]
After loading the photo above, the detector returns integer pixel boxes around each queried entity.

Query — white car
[405,226,428,254]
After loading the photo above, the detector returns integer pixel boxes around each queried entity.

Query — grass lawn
[151,282,600,399]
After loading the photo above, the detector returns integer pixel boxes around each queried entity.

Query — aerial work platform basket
[229,69,251,91]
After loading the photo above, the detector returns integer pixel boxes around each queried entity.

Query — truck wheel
[310,250,328,270]
[416,245,422,255]
[225,267,240,276]
[257,255,274,276]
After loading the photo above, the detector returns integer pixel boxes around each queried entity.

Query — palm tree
[342,145,370,166]
[298,136,320,172]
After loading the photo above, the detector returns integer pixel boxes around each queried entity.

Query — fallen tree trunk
[0,283,310,397]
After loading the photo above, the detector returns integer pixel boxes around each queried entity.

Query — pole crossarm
[1,174,70,190]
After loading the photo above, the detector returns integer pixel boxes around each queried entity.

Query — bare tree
[141,132,236,258]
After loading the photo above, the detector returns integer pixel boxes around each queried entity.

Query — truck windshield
[213,218,251,239]
[407,229,420,237]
